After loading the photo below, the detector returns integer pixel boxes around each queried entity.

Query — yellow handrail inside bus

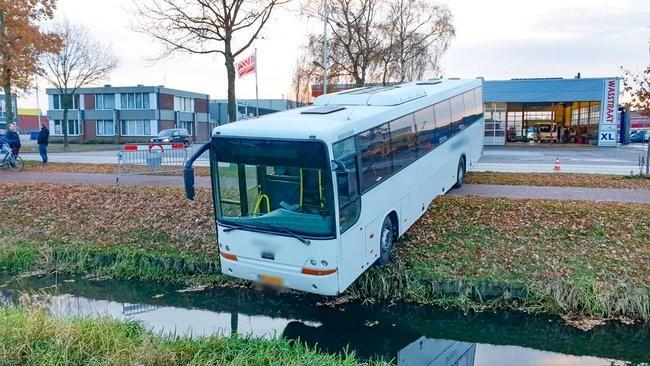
[300,169,325,208]
[253,193,270,215]
[318,169,324,207]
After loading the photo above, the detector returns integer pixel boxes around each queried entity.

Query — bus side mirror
[333,160,351,197]
[336,169,351,197]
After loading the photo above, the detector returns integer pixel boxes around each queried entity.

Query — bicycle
[0,145,24,172]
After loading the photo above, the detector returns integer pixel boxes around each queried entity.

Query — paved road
[2,172,649,204]
[20,143,648,175]
[473,144,647,175]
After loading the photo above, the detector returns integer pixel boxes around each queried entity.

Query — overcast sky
[18,0,650,109]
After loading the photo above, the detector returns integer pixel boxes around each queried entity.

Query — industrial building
[483,77,620,147]
[209,99,302,125]
[46,85,210,142]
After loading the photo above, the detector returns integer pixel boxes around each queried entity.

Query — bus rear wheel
[377,216,394,266]
[453,157,466,188]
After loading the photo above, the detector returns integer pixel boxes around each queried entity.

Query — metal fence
[190,141,211,162]
[116,143,188,182]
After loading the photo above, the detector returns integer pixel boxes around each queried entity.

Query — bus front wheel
[377,216,394,266]
[453,156,466,188]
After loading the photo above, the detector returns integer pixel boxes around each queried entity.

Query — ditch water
[0,274,648,365]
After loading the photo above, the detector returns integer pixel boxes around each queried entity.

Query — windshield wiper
[222,222,311,246]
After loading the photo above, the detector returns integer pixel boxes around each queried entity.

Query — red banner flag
[237,53,256,78]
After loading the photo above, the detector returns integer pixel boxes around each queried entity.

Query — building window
[96,120,116,136]
[120,93,150,109]
[174,96,194,112]
[589,103,600,125]
[121,119,152,136]
[95,94,115,110]
[178,121,194,135]
[523,111,554,121]
[51,119,80,136]
[484,102,506,139]
[52,94,79,110]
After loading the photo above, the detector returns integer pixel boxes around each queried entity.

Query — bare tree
[303,0,383,87]
[290,56,318,104]
[40,20,118,148]
[132,0,288,123]
[380,0,454,83]
[300,0,454,89]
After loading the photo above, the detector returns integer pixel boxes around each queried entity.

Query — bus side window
[434,100,451,144]
[390,114,417,171]
[358,123,392,191]
[333,137,361,233]
[450,95,465,136]
[414,106,435,156]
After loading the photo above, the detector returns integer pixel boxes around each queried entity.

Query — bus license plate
[258,274,283,287]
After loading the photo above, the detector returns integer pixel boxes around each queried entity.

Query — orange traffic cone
[553,156,561,171]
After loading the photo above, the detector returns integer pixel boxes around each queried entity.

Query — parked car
[630,130,649,143]
[151,129,192,146]
[532,123,558,143]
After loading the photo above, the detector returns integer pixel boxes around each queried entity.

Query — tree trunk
[2,65,14,125]
[224,48,237,123]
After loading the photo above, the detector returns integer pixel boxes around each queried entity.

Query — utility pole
[35,79,42,127]
[322,0,328,95]
[646,34,650,175]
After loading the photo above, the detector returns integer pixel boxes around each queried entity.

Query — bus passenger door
[339,215,365,290]
[333,136,366,290]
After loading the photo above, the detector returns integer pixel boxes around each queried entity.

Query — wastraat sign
[598,79,619,147]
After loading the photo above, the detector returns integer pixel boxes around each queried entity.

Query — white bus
[185,79,484,296]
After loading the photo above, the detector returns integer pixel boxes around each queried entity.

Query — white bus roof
[213,78,482,143]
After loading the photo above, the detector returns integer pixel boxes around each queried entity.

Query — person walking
[6,124,21,157]
[37,122,49,165]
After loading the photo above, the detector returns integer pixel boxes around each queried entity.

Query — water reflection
[0,275,645,365]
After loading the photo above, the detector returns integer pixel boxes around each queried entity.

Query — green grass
[0,235,226,285]
[0,307,388,366]
[0,182,648,321]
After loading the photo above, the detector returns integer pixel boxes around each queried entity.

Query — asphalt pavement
[19,143,648,175]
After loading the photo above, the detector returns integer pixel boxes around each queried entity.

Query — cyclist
[0,135,12,160]
[6,124,21,157]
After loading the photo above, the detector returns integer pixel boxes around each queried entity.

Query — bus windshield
[212,137,335,238]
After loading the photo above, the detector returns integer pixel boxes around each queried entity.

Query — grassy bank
[465,171,650,189]
[0,307,384,366]
[0,183,648,320]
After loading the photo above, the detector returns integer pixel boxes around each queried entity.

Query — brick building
[46,85,210,142]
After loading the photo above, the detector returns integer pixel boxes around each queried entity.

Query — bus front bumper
[220,256,340,296]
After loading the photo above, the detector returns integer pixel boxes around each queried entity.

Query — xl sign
[598,79,619,147]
